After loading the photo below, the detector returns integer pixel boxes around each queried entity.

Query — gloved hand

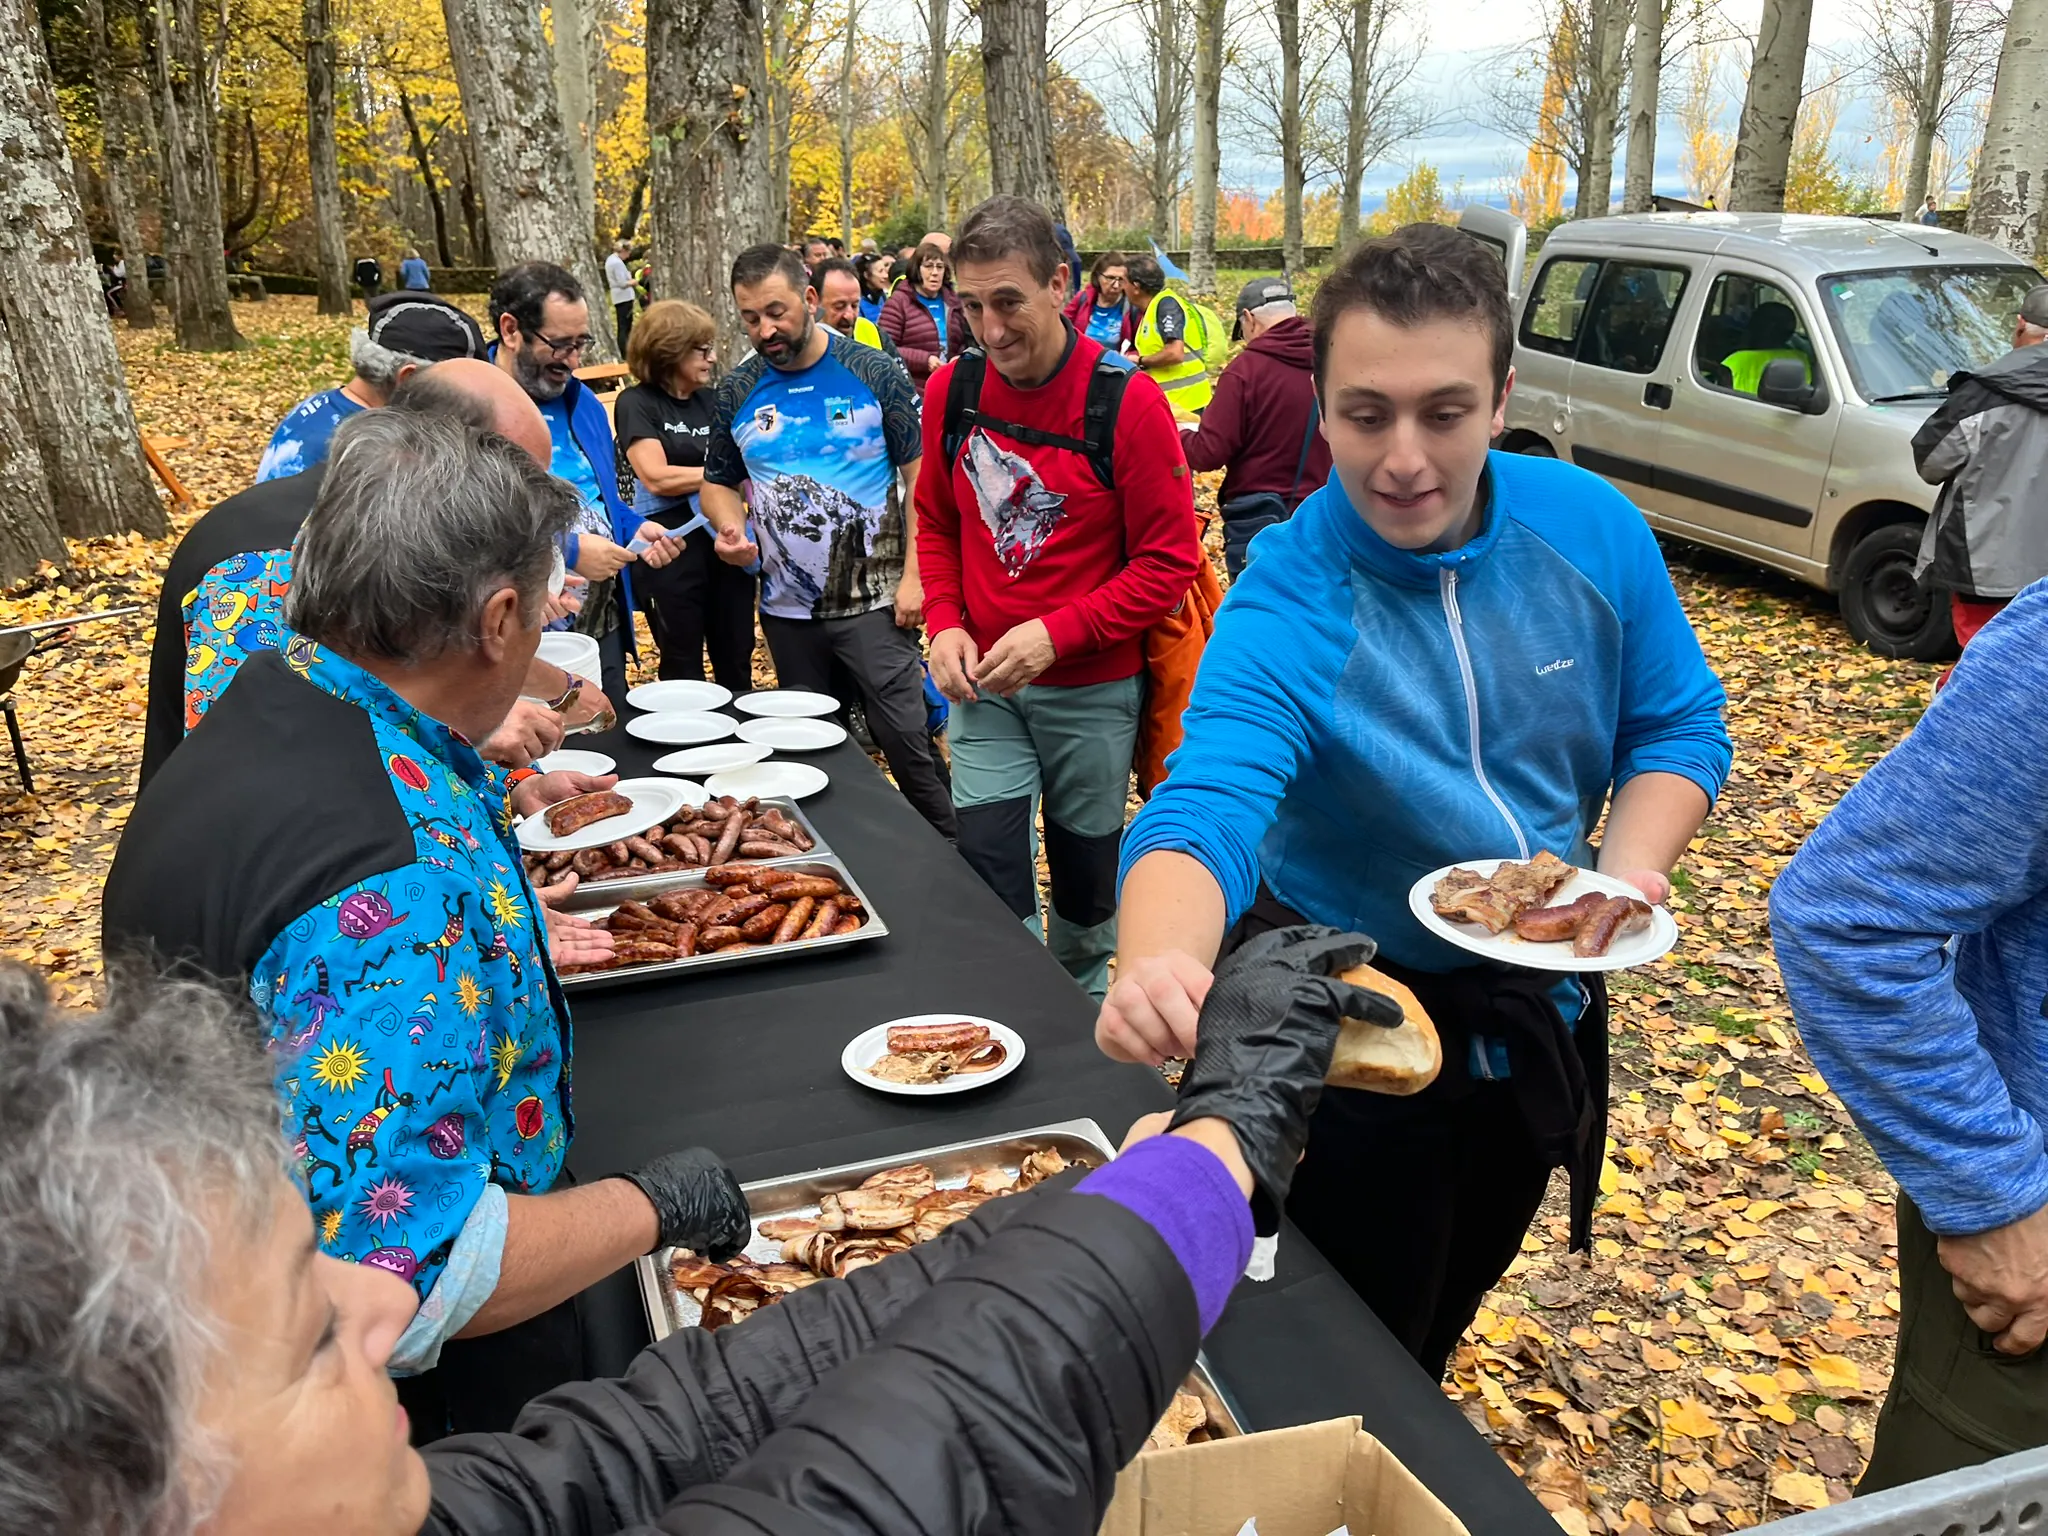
[616,1147,751,1261]
[1167,925,1405,1232]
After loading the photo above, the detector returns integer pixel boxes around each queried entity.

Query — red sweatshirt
[916,331,1200,689]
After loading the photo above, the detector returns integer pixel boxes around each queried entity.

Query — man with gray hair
[256,291,488,483]
[105,408,750,1440]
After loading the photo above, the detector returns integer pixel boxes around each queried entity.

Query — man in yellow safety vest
[1125,254,1216,415]
[816,256,912,379]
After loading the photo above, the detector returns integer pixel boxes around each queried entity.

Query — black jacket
[139,467,323,787]
[422,1181,1195,1535]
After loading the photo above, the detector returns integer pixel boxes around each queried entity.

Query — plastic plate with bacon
[841,1014,1026,1096]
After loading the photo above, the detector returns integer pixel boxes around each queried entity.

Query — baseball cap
[1231,275,1295,340]
[2022,284,2048,329]
[366,291,489,362]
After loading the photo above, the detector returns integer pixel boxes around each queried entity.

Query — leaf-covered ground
[0,298,1939,1528]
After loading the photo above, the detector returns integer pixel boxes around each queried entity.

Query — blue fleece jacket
[1121,451,1732,974]
[1771,583,2048,1236]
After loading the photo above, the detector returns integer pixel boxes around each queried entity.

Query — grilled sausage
[773,897,815,945]
[738,839,803,859]
[571,847,610,879]
[721,893,773,925]
[832,913,863,935]
[1513,892,1606,943]
[705,865,767,888]
[1573,895,1653,958]
[673,920,699,958]
[544,847,577,872]
[697,925,744,949]
[544,790,633,836]
[741,903,788,940]
[763,876,840,902]
[712,814,746,865]
[800,899,839,940]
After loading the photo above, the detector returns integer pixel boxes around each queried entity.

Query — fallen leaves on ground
[0,298,1936,1527]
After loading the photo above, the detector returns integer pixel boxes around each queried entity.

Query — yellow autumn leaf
[1660,1397,1720,1440]
[1771,1471,1831,1510]
[1805,1353,1863,1390]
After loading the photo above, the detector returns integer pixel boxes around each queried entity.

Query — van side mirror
[1758,357,1826,414]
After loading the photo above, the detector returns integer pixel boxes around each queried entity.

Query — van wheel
[1510,435,1556,457]
[1838,523,1956,661]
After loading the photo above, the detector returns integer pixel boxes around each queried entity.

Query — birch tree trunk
[304,0,352,315]
[0,0,166,542]
[82,0,156,329]
[1575,0,1628,217]
[923,0,949,226]
[1278,0,1304,269]
[1620,0,1662,212]
[1337,0,1375,248]
[0,316,66,585]
[766,0,794,240]
[444,0,615,359]
[981,0,1065,219]
[1188,0,1225,290]
[839,0,859,246]
[552,0,600,240]
[1970,0,2048,255]
[152,0,241,350]
[1728,0,1815,211]
[648,0,771,363]
[1149,0,1180,238]
[1903,0,1953,217]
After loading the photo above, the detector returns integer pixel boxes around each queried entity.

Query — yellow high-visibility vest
[1135,291,1215,411]
[853,315,886,352]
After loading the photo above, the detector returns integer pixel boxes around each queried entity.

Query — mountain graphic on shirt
[963,429,1067,578]
[752,471,887,615]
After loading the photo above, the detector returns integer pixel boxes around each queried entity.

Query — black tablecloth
[563,721,1551,1534]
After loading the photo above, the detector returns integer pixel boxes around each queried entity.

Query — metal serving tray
[546,795,831,908]
[633,1118,1246,1439]
[557,854,887,990]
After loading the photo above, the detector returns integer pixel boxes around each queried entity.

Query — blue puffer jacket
[1122,450,1733,972]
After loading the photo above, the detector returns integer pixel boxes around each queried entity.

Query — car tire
[1510,435,1557,457]
[1838,522,1957,661]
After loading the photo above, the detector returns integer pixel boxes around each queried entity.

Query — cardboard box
[1098,1416,1471,1536]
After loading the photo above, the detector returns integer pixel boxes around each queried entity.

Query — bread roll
[1324,963,1441,1095]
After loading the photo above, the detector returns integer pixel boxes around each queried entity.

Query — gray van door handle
[1644,382,1673,409]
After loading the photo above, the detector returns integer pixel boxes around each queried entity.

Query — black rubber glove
[616,1146,751,1261]
[1167,925,1406,1233]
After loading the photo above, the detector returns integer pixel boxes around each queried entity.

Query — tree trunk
[443,0,615,359]
[922,0,949,226]
[1278,0,1304,268]
[551,0,600,240]
[838,0,859,246]
[1337,0,1375,249]
[1188,0,1225,289]
[647,0,771,364]
[396,84,456,266]
[981,0,1064,220]
[1575,0,1628,217]
[1904,0,1953,216]
[0,316,66,585]
[1970,0,2048,255]
[766,0,794,241]
[152,0,241,349]
[459,129,490,264]
[0,0,166,542]
[1728,0,1815,211]
[81,0,156,328]
[1620,0,1662,212]
[1149,0,1179,238]
[304,0,352,314]
[621,165,650,240]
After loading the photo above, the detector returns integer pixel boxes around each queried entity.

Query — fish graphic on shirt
[962,430,1067,578]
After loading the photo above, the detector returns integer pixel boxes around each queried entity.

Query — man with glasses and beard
[489,262,681,705]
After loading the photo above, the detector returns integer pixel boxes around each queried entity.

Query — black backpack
[939,346,1137,491]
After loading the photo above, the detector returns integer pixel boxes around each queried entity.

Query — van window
[1819,264,2042,401]
[1692,273,1814,397]
[1522,258,1600,357]
[1578,263,1688,374]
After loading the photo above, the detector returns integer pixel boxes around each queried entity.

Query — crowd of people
[7,189,2048,1534]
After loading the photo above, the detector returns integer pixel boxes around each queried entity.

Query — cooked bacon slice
[1432,852,1575,934]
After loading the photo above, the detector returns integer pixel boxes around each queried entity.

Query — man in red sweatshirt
[917,195,1201,997]
[1181,275,1334,579]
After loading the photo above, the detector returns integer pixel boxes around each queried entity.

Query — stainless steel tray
[547,795,831,907]
[633,1118,1245,1439]
[557,854,886,989]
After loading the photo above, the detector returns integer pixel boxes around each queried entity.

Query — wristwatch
[541,677,584,713]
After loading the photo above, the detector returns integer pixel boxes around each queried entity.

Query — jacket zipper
[1440,567,1528,860]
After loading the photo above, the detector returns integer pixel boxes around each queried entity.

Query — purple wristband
[1075,1133,1254,1335]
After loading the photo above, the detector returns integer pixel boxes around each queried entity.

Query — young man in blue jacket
[1096,224,1733,1377]
[1772,585,2048,1490]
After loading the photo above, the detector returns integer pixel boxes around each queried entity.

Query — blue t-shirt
[399,256,431,289]
[704,333,922,621]
[917,293,949,354]
[255,388,366,483]
[537,395,611,539]
[861,295,885,326]
[1085,300,1127,347]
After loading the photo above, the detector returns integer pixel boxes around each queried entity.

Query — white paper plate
[614,774,705,804]
[842,1015,1025,1096]
[652,742,774,775]
[532,748,615,776]
[735,717,848,752]
[705,762,829,801]
[536,631,602,678]
[735,690,840,718]
[625,711,739,746]
[516,778,689,853]
[1407,858,1679,973]
[627,679,733,713]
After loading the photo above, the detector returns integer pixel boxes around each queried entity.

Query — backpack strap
[943,345,1135,493]
[1078,352,1136,491]
[939,347,989,472]
[1288,396,1322,502]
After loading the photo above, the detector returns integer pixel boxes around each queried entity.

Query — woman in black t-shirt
[616,300,758,687]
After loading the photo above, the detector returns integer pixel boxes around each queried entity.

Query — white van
[1464,210,2042,659]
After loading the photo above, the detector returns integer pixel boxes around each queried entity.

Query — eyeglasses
[532,331,594,358]
[692,345,716,359]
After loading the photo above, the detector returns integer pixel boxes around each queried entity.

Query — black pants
[638,527,758,689]
[1228,889,1601,1381]
[615,299,635,355]
[761,607,957,839]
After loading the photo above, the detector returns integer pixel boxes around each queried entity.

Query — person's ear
[477,585,526,666]
[1492,364,1516,438]
[395,362,420,389]
[497,311,521,349]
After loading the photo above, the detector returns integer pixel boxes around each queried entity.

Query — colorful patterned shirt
[181,547,293,730]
